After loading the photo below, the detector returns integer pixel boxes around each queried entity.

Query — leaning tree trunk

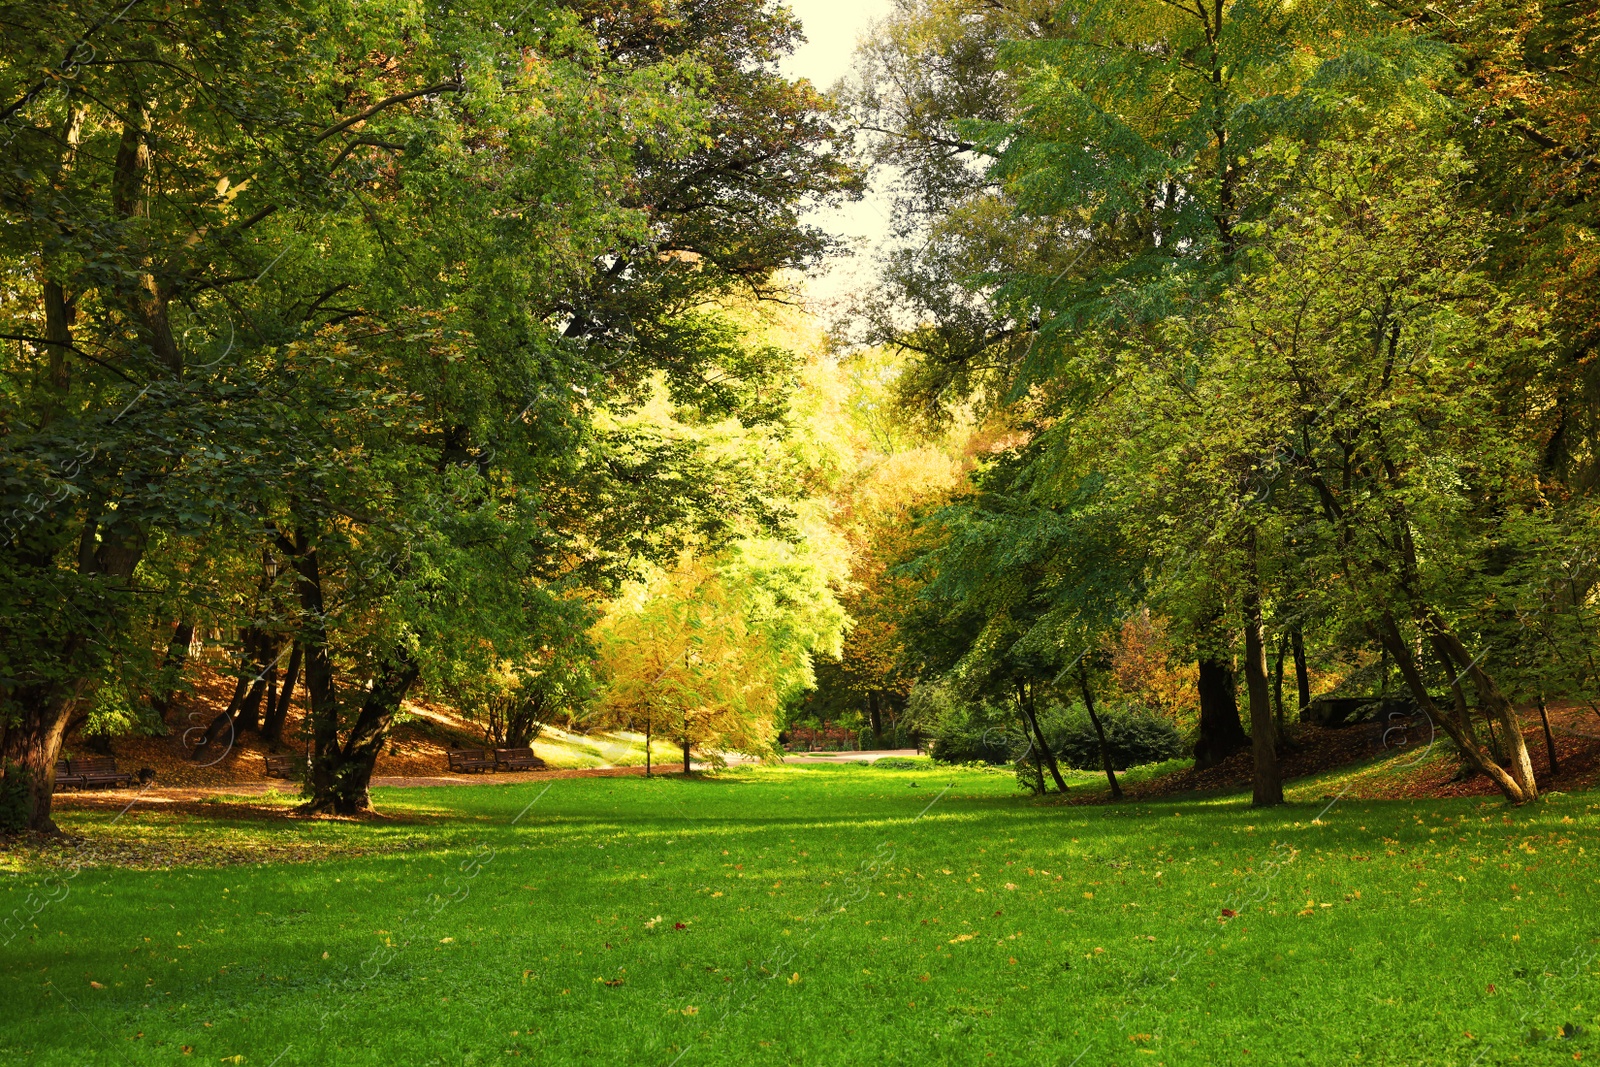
[1241,550,1283,807]
[191,630,273,762]
[1193,657,1250,770]
[1018,680,1068,793]
[1424,614,1537,801]
[1374,613,1526,802]
[260,641,301,744]
[1079,662,1121,800]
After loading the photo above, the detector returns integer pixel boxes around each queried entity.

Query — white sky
[777,0,898,312]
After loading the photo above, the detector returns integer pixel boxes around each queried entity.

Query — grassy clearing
[5,763,1599,1066]
[527,726,682,770]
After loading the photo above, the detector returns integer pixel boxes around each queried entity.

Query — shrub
[928,710,1018,765]
[1045,704,1186,771]
[872,756,931,770]
[0,763,33,834]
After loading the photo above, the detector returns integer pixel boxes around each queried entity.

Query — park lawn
[4,763,1599,1066]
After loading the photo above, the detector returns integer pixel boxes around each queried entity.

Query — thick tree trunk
[1291,627,1310,715]
[1241,563,1282,807]
[278,527,345,806]
[1079,662,1121,799]
[301,649,419,815]
[1193,658,1250,770]
[1018,681,1068,793]
[867,691,883,746]
[2,512,146,831]
[1,679,92,833]
[1374,613,1525,802]
[682,738,691,776]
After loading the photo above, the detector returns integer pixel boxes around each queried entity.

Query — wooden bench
[494,747,546,772]
[67,756,133,789]
[447,748,495,773]
[263,755,299,779]
[53,761,86,792]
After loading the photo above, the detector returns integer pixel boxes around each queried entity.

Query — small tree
[592,557,784,774]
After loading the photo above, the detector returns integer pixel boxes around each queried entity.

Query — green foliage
[870,755,931,769]
[0,763,32,834]
[1042,703,1187,772]
[917,690,1017,765]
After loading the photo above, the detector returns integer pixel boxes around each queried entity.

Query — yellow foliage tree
[592,556,793,774]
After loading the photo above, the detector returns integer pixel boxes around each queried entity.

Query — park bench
[64,756,134,790]
[447,748,496,773]
[494,747,546,771]
[263,754,299,779]
[784,726,859,752]
[53,761,86,792]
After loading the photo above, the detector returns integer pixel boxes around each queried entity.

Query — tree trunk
[278,527,344,805]
[1018,681,1068,793]
[1193,657,1250,770]
[645,717,652,777]
[506,694,546,749]
[1,511,145,830]
[682,738,691,775]
[261,641,301,744]
[151,619,195,727]
[1425,618,1537,801]
[1537,692,1559,774]
[1018,708,1047,795]
[1373,612,1525,802]
[190,631,263,762]
[1241,560,1282,807]
[867,691,883,746]
[1291,627,1310,715]
[1272,636,1287,736]
[301,649,419,815]
[1079,662,1121,799]
[1,680,92,833]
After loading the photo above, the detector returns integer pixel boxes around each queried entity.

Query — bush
[909,683,1016,765]
[928,712,1018,765]
[0,763,33,834]
[1045,704,1186,771]
[872,756,931,770]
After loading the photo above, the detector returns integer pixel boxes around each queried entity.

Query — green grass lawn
[4,763,1599,1066]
